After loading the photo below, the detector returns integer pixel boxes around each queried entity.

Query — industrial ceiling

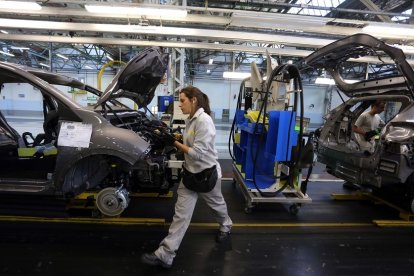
[0,0,413,81]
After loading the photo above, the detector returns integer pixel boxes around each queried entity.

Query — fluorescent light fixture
[315,77,359,85]
[0,50,14,57]
[223,71,251,79]
[0,30,8,34]
[206,69,211,74]
[56,53,68,60]
[315,77,335,85]
[0,1,41,11]
[85,5,187,18]
[363,25,414,38]
[39,62,50,68]
[106,55,114,61]
[208,58,213,65]
[10,46,29,50]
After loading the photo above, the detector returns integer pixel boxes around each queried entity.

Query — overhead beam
[0,18,337,48]
[0,5,409,38]
[0,33,412,65]
[0,7,230,26]
[359,0,392,22]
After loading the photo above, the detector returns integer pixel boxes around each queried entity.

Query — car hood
[96,47,169,107]
[304,33,414,98]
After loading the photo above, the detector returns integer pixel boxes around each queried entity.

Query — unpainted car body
[0,47,180,216]
[305,34,414,211]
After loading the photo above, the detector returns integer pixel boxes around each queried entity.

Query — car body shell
[305,34,414,210]
[0,47,176,200]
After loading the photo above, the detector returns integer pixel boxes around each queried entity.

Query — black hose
[250,64,305,197]
[251,64,291,197]
[228,78,248,161]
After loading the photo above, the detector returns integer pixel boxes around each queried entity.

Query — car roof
[304,33,414,98]
[0,62,86,89]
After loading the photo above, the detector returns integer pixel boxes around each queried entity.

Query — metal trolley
[232,162,312,214]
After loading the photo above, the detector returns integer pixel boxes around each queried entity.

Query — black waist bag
[182,165,218,193]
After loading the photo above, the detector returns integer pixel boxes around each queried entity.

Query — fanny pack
[182,165,218,193]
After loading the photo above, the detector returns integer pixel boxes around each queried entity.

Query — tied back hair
[180,86,212,116]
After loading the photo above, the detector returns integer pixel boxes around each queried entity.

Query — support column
[171,47,186,100]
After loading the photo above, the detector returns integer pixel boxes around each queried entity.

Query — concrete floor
[2,118,414,275]
[1,161,414,275]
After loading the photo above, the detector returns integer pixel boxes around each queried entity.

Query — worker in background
[352,100,386,153]
[344,100,385,190]
[141,86,233,269]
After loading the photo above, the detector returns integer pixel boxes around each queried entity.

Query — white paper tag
[58,121,92,148]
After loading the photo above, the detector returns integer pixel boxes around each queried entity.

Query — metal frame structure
[232,163,312,214]
[0,0,412,80]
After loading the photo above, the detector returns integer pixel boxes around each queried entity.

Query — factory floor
[1,160,414,275]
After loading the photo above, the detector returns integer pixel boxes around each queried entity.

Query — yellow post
[97,60,126,91]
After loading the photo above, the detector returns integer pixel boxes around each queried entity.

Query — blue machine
[230,62,313,214]
[158,95,174,112]
[233,110,298,190]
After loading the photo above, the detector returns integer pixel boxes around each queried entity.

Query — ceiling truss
[0,0,412,81]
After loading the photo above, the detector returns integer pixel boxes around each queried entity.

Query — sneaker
[141,253,172,269]
[216,231,231,243]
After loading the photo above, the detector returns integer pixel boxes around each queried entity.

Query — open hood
[304,33,414,98]
[96,47,169,107]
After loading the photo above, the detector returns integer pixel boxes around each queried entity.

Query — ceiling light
[315,77,358,85]
[0,50,14,57]
[85,5,187,18]
[206,69,211,74]
[10,46,29,50]
[39,62,50,68]
[0,30,8,34]
[223,72,251,79]
[209,58,213,65]
[231,11,327,30]
[56,53,68,60]
[0,1,41,11]
[315,77,335,85]
[363,25,414,38]
[106,55,114,61]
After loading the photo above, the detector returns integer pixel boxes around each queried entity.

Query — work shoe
[216,231,231,243]
[141,253,172,269]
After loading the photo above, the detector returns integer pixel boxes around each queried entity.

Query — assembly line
[1,0,414,274]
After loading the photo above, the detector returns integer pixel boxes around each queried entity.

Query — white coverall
[154,107,233,265]
[354,112,384,152]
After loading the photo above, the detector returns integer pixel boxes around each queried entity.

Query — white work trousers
[154,177,233,265]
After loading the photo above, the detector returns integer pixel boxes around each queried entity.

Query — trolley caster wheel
[244,207,253,214]
[289,204,300,215]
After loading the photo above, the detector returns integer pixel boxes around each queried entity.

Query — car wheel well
[61,154,130,197]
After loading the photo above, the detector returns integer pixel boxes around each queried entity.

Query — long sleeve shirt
[183,107,222,178]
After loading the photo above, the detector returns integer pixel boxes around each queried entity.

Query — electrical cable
[335,88,345,104]
[229,63,310,198]
[250,64,292,197]
[250,64,306,197]
[228,78,247,161]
